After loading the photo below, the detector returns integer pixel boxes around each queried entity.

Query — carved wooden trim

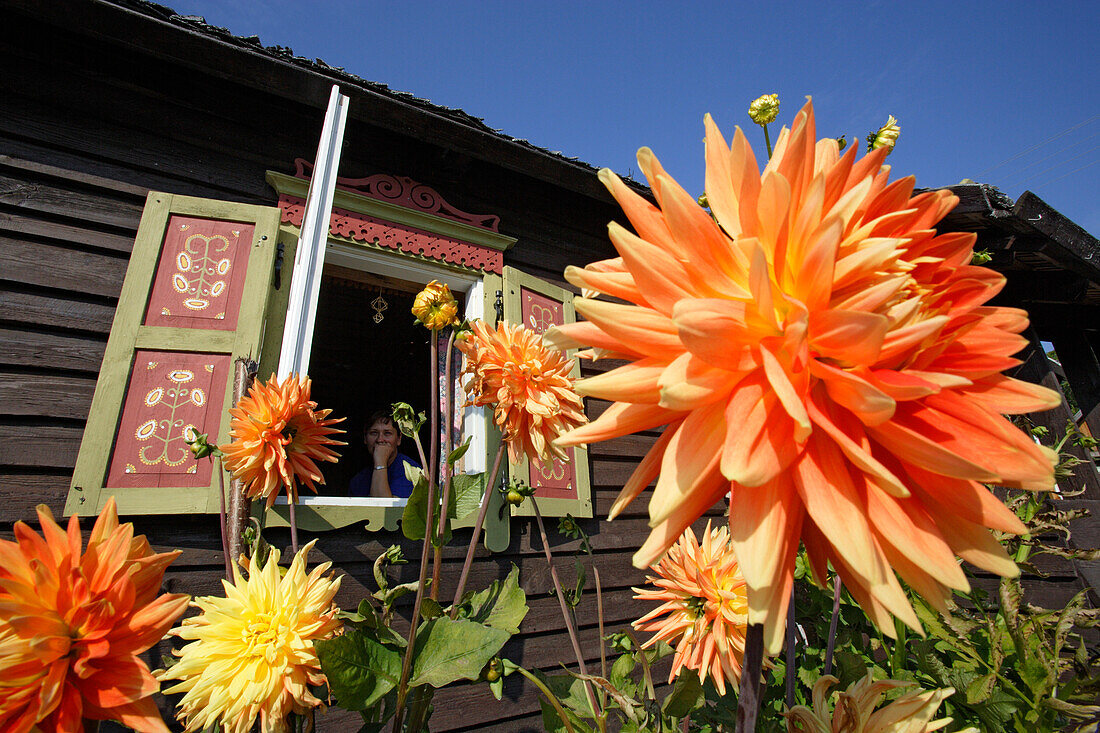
[293,158,500,231]
[278,194,504,274]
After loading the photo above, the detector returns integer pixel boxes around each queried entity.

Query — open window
[67,165,591,550]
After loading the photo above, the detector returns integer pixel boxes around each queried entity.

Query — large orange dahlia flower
[458,320,587,465]
[548,99,1059,653]
[0,498,188,733]
[220,373,345,507]
[633,522,748,695]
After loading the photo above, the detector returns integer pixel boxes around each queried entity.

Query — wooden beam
[1013,191,1100,284]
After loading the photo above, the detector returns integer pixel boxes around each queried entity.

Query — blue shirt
[349,453,421,499]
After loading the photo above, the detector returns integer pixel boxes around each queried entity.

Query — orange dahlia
[220,373,345,507]
[633,522,748,695]
[458,320,587,465]
[0,498,188,733]
[549,99,1058,653]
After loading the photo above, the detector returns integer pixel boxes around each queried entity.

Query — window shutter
[66,192,280,517]
[501,266,593,519]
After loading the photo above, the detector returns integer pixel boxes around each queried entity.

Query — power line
[998,129,1100,182]
[975,114,1100,178]
[1017,143,1100,186]
[1023,157,1099,189]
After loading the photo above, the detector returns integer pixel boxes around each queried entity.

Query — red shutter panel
[67,193,280,517]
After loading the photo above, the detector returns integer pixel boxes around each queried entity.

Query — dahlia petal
[673,298,766,369]
[83,696,170,733]
[557,401,680,447]
[609,420,681,520]
[960,374,1062,414]
[544,321,643,359]
[658,352,738,411]
[649,401,726,526]
[607,221,696,313]
[597,168,677,251]
[811,360,896,426]
[721,371,801,486]
[633,472,729,569]
[901,462,1027,535]
[727,474,802,654]
[760,344,811,440]
[793,438,889,591]
[563,264,648,306]
[877,316,950,365]
[808,309,889,365]
[573,298,682,358]
[574,357,665,403]
[806,395,909,497]
[867,407,1001,484]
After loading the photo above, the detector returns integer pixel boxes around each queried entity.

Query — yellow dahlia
[458,320,587,465]
[868,115,900,155]
[548,99,1058,653]
[412,279,460,330]
[748,93,780,125]
[157,540,342,733]
[633,522,747,695]
[220,373,344,507]
[785,673,977,733]
[0,498,188,733]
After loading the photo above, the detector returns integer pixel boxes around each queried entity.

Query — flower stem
[393,330,444,733]
[450,441,507,613]
[432,331,457,601]
[823,575,842,676]
[785,589,796,709]
[531,497,600,718]
[595,566,608,713]
[512,665,578,733]
[763,123,774,159]
[216,457,232,580]
[735,623,765,733]
[288,498,299,554]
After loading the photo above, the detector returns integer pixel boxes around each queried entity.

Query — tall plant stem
[451,442,507,612]
[216,458,232,580]
[595,566,608,710]
[287,499,299,554]
[763,124,773,159]
[393,331,443,733]
[531,497,600,719]
[225,358,256,564]
[735,624,765,733]
[432,332,457,600]
[823,575,843,676]
[512,665,578,733]
[785,589,796,709]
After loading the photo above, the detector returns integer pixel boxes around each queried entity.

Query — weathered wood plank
[0,290,116,334]
[0,172,142,231]
[0,327,106,373]
[0,154,149,199]
[0,424,83,469]
[0,371,96,420]
[0,235,129,298]
[0,209,135,254]
[0,472,69,521]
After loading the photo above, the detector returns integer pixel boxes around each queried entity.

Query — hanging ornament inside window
[371,292,388,324]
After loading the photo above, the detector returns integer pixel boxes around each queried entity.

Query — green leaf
[420,598,443,621]
[536,671,595,718]
[662,669,704,718]
[447,436,472,465]
[610,653,637,698]
[458,564,528,634]
[966,672,995,704]
[409,617,509,688]
[316,629,403,711]
[452,472,486,520]
[401,470,431,540]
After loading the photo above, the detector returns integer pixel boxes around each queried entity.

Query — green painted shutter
[66,192,280,517]
[501,266,593,519]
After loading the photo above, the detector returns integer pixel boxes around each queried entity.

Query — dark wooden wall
[0,3,705,730]
[1,3,1095,732]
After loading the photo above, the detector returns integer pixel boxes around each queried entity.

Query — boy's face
[365,419,401,451]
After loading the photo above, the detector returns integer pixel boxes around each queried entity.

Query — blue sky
[173,0,1099,236]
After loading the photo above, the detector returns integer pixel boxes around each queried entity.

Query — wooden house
[1,1,1097,730]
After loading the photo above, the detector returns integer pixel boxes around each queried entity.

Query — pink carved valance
[280,159,505,273]
[278,196,503,273]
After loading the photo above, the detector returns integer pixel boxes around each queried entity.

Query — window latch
[494,289,504,323]
[273,241,285,289]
